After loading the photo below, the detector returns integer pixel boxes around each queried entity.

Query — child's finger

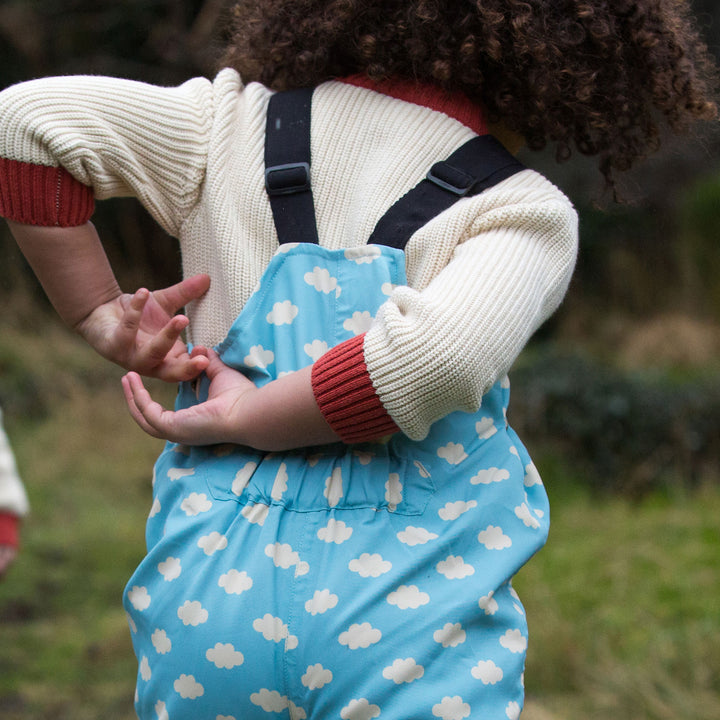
[141,315,189,366]
[156,351,211,383]
[153,274,211,314]
[115,288,150,345]
[121,373,166,439]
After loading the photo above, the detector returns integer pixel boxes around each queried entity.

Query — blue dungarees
[123,238,550,720]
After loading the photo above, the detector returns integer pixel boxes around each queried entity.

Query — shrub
[509,348,720,496]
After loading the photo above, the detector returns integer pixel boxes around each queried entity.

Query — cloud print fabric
[124,244,549,719]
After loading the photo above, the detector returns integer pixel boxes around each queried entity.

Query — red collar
[340,75,487,135]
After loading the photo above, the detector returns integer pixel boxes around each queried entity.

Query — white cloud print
[515,502,542,529]
[438,500,477,521]
[348,553,392,578]
[470,467,510,485]
[478,592,499,615]
[302,663,333,690]
[218,569,253,595]
[338,622,382,649]
[382,657,425,684]
[253,613,298,649]
[266,300,299,326]
[397,526,438,546]
[478,525,512,550]
[341,698,381,720]
[344,246,382,264]
[304,339,329,361]
[317,519,353,544]
[305,589,338,615]
[206,642,244,669]
[198,531,228,556]
[242,502,269,526]
[499,629,527,654]
[244,344,274,369]
[177,600,208,626]
[140,656,151,681]
[436,555,475,580]
[387,584,430,610]
[151,629,172,654]
[432,695,471,720]
[167,467,195,481]
[524,462,543,487]
[506,701,521,720]
[233,461,257,496]
[471,659,503,684]
[180,492,212,517]
[475,417,498,440]
[148,497,161,518]
[127,586,151,611]
[437,442,468,465]
[157,556,181,581]
[265,542,310,577]
[433,622,466,648]
[304,266,341,297]
[343,311,374,336]
[324,467,343,508]
[271,462,288,501]
[174,674,204,699]
[385,473,402,510]
[250,689,307,720]
[155,700,168,720]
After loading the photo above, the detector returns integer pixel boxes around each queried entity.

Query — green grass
[1,320,719,720]
[517,457,720,720]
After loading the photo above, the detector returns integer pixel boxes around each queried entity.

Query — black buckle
[426,161,475,196]
[265,162,311,196]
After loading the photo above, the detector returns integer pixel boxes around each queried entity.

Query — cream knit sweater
[0,408,29,522]
[0,68,578,440]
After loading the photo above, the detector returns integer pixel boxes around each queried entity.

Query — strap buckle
[265,162,311,196]
[426,161,475,196]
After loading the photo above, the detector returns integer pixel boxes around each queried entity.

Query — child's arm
[122,350,338,450]
[8,220,211,382]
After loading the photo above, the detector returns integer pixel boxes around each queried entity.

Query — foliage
[510,347,720,496]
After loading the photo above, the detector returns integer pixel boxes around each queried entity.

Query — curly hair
[221,0,718,188]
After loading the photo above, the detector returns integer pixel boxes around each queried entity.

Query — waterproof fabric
[123,242,549,720]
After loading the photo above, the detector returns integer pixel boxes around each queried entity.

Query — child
[0,1,716,718]
[0,406,29,578]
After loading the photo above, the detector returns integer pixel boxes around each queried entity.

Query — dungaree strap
[368,135,525,249]
[264,87,319,245]
[264,88,525,250]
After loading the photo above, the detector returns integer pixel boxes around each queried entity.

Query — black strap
[264,87,319,245]
[367,135,524,249]
[264,89,525,250]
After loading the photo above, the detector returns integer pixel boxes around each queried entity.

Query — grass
[1,318,719,720]
[516,461,720,720]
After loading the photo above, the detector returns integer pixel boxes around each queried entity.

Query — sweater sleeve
[0,71,235,235]
[313,172,578,442]
[0,409,29,525]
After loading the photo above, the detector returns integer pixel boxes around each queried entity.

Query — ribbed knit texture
[0,512,19,548]
[0,69,578,440]
[0,158,94,226]
[311,334,400,442]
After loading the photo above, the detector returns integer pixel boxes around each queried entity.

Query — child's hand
[122,348,259,446]
[76,274,211,382]
[122,348,338,450]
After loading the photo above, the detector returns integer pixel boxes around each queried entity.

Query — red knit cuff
[311,334,400,444]
[0,157,94,226]
[0,512,20,549]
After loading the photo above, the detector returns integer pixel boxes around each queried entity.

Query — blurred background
[0,1,718,719]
